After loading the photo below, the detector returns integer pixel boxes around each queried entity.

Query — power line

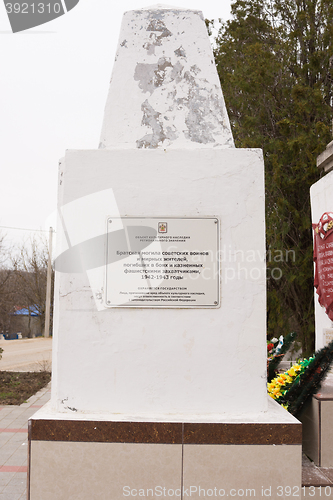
[0,225,55,233]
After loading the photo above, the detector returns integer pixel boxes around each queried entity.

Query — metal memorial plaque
[105,217,220,308]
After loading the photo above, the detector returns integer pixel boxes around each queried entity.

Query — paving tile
[5,451,28,467]
[0,433,12,445]
[2,487,26,498]
[320,468,333,483]
[303,466,333,486]
[0,410,14,417]
[6,475,26,486]
[0,382,51,496]
[2,481,26,494]
[0,414,16,422]
[0,492,24,499]
[0,444,20,459]
[0,471,14,485]
[10,424,28,430]
[0,429,26,434]
[302,454,333,486]
[8,433,27,442]
[0,421,16,429]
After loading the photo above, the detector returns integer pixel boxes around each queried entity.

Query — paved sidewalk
[0,382,51,500]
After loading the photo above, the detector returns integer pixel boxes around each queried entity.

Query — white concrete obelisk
[100,5,234,150]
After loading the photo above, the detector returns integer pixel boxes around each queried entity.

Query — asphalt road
[0,338,52,372]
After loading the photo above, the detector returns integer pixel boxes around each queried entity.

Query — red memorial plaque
[313,212,333,320]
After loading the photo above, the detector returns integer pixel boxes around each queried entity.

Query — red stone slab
[0,466,27,472]
[0,428,27,433]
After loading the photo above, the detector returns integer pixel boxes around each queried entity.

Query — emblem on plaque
[158,222,167,233]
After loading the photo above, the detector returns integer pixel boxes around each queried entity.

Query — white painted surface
[310,172,333,350]
[51,147,267,416]
[33,396,298,423]
[100,7,234,150]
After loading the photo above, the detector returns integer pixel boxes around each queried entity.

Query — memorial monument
[28,6,301,499]
[311,143,333,350]
[301,140,333,467]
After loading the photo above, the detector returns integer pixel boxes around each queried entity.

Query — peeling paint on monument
[99,7,234,149]
[134,53,227,148]
[133,11,230,149]
[137,99,178,149]
[143,18,172,55]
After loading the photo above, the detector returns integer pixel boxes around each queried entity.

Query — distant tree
[0,233,17,335]
[13,236,54,338]
[212,0,333,355]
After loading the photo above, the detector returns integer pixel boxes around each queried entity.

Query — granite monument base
[28,398,301,500]
[300,374,333,467]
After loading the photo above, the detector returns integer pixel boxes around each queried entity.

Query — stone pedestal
[48,147,268,415]
[300,374,333,467]
[29,399,301,500]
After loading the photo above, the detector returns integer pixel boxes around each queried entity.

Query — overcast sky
[0,0,232,249]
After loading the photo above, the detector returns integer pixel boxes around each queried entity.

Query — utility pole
[44,227,53,338]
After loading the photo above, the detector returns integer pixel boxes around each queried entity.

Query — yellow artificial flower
[287,363,302,377]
